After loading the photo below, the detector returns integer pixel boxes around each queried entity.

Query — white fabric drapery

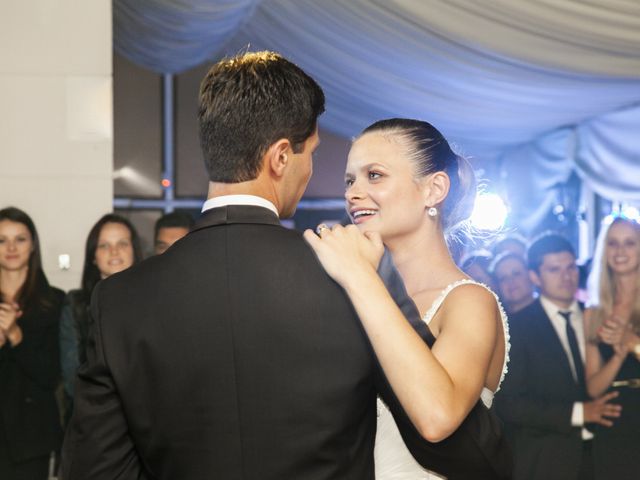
[114,0,640,231]
[114,0,261,74]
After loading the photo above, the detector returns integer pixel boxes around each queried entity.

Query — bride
[304,119,511,479]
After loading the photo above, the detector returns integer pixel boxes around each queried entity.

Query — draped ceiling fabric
[113,0,261,73]
[114,0,640,233]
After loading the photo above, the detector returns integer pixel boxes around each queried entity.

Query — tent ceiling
[114,0,640,230]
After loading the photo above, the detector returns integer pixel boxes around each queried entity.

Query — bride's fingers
[303,229,323,251]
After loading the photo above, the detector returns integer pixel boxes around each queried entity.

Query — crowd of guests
[463,222,640,480]
[1,202,638,479]
[0,207,192,479]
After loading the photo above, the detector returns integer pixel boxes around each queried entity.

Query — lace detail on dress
[421,278,511,398]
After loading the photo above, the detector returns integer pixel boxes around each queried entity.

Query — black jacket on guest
[0,279,64,463]
[494,298,589,480]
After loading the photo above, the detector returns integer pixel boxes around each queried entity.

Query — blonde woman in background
[585,216,640,480]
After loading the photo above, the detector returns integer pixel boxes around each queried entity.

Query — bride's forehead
[347,134,412,170]
[353,131,400,150]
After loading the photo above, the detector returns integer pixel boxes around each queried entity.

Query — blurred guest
[491,233,528,258]
[491,252,536,314]
[584,217,640,480]
[0,207,65,480]
[154,211,194,255]
[460,250,495,289]
[495,232,621,480]
[576,258,593,304]
[59,214,143,407]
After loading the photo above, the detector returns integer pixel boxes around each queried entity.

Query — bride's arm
[304,226,499,442]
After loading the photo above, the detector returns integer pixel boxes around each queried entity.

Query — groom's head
[198,51,325,216]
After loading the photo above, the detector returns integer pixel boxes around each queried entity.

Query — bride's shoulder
[441,282,500,319]
[447,280,497,303]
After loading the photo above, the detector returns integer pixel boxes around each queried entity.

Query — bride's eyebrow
[345,162,388,179]
[363,162,387,171]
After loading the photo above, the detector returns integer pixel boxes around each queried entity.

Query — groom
[60,51,426,479]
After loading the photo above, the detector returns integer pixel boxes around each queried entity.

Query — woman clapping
[0,207,64,479]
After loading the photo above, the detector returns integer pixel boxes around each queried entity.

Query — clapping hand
[303,224,384,288]
[598,316,626,346]
[0,302,23,347]
[598,316,640,358]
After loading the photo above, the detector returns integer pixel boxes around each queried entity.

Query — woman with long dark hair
[59,214,142,409]
[0,206,65,479]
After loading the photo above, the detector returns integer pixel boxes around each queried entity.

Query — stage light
[621,205,640,221]
[470,193,508,230]
[603,204,640,225]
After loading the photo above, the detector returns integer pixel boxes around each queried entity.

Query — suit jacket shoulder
[65,206,380,479]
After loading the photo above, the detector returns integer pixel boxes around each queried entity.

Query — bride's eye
[368,171,382,180]
[344,178,354,187]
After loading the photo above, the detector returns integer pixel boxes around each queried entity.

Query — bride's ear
[423,171,450,208]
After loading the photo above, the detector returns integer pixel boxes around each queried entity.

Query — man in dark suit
[60,51,430,480]
[495,233,621,480]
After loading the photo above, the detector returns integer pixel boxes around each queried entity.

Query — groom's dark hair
[198,51,325,183]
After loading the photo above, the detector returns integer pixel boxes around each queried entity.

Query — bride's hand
[303,224,384,288]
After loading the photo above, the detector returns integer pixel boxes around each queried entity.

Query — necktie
[558,310,585,390]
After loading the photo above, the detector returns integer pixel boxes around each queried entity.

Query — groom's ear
[266,138,291,178]
[423,171,450,207]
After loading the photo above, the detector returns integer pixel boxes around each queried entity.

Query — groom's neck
[207,179,278,207]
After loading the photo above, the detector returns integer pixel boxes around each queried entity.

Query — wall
[0,1,113,291]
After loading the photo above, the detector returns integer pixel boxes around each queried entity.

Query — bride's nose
[345,181,365,203]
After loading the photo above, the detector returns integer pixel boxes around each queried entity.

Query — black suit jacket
[61,206,429,480]
[494,298,588,480]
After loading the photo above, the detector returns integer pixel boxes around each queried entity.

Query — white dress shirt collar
[539,295,580,319]
[201,195,279,217]
[539,295,592,439]
[539,295,585,370]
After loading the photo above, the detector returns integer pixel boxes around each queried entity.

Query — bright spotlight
[470,193,508,230]
[604,204,640,225]
[621,205,640,221]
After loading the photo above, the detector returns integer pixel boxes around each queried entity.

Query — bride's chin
[356,224,380,234]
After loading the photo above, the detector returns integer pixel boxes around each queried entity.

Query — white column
[0,0,113,291]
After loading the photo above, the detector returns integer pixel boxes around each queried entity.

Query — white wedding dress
[374,279,510,479]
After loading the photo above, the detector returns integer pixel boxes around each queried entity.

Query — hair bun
[442,153,476,237]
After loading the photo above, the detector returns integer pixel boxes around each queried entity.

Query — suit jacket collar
[527,298,586,392]
[192,205,281,233]
[192,205,432,344]
[528,299,564,345]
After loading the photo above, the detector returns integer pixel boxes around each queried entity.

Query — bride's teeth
[353,210,376,218]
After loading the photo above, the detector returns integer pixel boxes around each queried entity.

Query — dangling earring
[427,207,438,217]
